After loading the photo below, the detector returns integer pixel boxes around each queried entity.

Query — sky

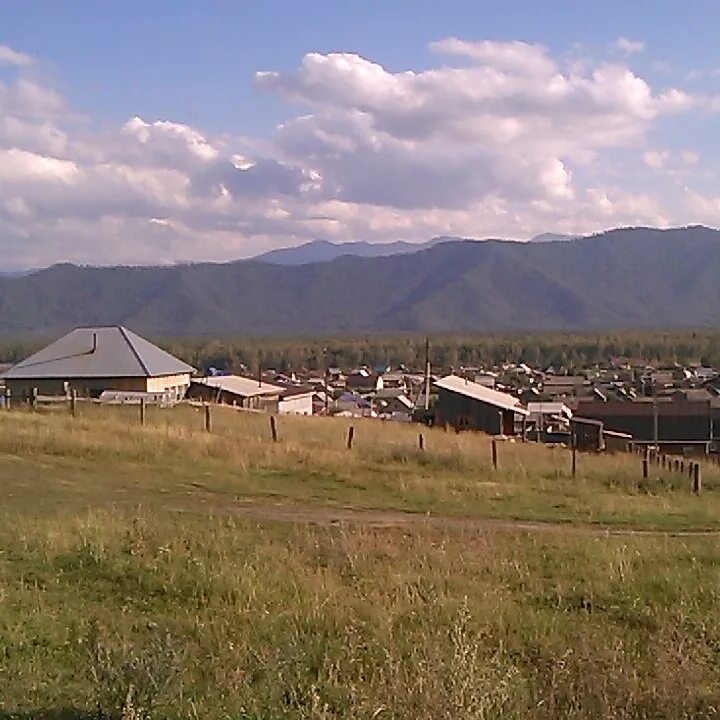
[2,1,720,269]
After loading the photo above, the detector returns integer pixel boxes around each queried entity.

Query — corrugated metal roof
[193,375,283,398]
[435,374,529,415]
[1,326,195,379]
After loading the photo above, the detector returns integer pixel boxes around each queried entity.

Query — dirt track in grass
[225,498,720,537]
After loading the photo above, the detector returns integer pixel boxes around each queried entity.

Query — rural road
[229,499,720,538]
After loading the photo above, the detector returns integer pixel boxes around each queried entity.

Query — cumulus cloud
[614,37,645,56]
[0,39,714,269]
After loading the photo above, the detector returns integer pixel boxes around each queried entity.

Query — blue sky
[1,1,720,268]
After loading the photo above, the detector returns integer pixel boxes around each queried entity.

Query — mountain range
[0,225,719,338]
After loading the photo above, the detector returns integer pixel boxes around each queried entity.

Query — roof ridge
[118,326,150,377]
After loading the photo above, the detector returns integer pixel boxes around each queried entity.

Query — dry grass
[2,512,720,718]
[1,405,720,718]
[0,403,719,530]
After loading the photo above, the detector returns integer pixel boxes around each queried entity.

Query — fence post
[347,425,354,450]
[571,434,577,478]
[70,390,77,417]
[270,414,278,442]
[31,387,38,410]
[4,387,10,411]
[204,404,212,433]
[642,457,648,480]
[693,463,702,495]
[140,398,146,426]
[491,439,498,470]
[418,432,425,451]
[521,416,527,443]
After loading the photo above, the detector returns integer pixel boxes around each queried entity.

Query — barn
[433,374,529,435]
[1,326,194,401]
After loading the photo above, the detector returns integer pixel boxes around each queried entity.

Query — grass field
[2,404,720,718]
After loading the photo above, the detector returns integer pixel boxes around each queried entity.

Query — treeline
[162,331,720,373]
[2,331,720,374]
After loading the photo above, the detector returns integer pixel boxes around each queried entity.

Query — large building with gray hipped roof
[1,326,194,400]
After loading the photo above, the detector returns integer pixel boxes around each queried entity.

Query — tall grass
[2,406,720,717]
[2,512,720,718]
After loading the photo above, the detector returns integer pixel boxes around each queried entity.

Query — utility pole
[424,337,431,412]
[323,346,329,415]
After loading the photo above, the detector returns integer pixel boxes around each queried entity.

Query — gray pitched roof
[1,326,195,379]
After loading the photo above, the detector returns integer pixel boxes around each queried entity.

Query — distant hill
[1,226,720,338]
[253,237,456,265]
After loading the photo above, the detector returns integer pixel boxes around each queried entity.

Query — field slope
[1,405,720,718]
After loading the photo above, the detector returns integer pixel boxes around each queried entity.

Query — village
[1,324,718,457]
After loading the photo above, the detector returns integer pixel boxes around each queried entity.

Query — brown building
[433,374,529,435]
[574,398,719,444]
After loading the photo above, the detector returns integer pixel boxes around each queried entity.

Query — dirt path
[229,499,720,537]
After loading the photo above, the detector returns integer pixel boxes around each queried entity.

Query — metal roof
[527,402,573,417]
[193,375,284,398]
[1,326,195,379]
[434,374,529,415]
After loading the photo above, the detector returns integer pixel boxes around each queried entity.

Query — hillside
[253,236,453,264]
[3,406,720,716]
[1,226,720,337]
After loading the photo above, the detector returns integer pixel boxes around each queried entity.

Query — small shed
[433,374,529,435]
[570,416,605,451]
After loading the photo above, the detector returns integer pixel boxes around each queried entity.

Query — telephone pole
[424,337,431,411]
[323,346,329,415]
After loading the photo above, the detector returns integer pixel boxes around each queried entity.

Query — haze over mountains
[1,226,719,338]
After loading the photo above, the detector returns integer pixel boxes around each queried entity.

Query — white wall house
[279,391,314,415]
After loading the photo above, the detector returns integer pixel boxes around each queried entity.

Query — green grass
[1,405,720,718]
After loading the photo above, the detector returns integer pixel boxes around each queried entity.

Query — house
[526,402,573,432]
[373,388,414,420]
[333,391,372,417]
[346,371,383,392]
[1,326,193,401]
[433,374,529,435]
[278,386,314,415]
[187,375,282,412]
[542,375,588,398]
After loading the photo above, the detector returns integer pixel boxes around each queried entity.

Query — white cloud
[614,37,645,56]
[0,44,33,67]
[642,149,669,169]
[681,150,700,166]
[0,38,714,269]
